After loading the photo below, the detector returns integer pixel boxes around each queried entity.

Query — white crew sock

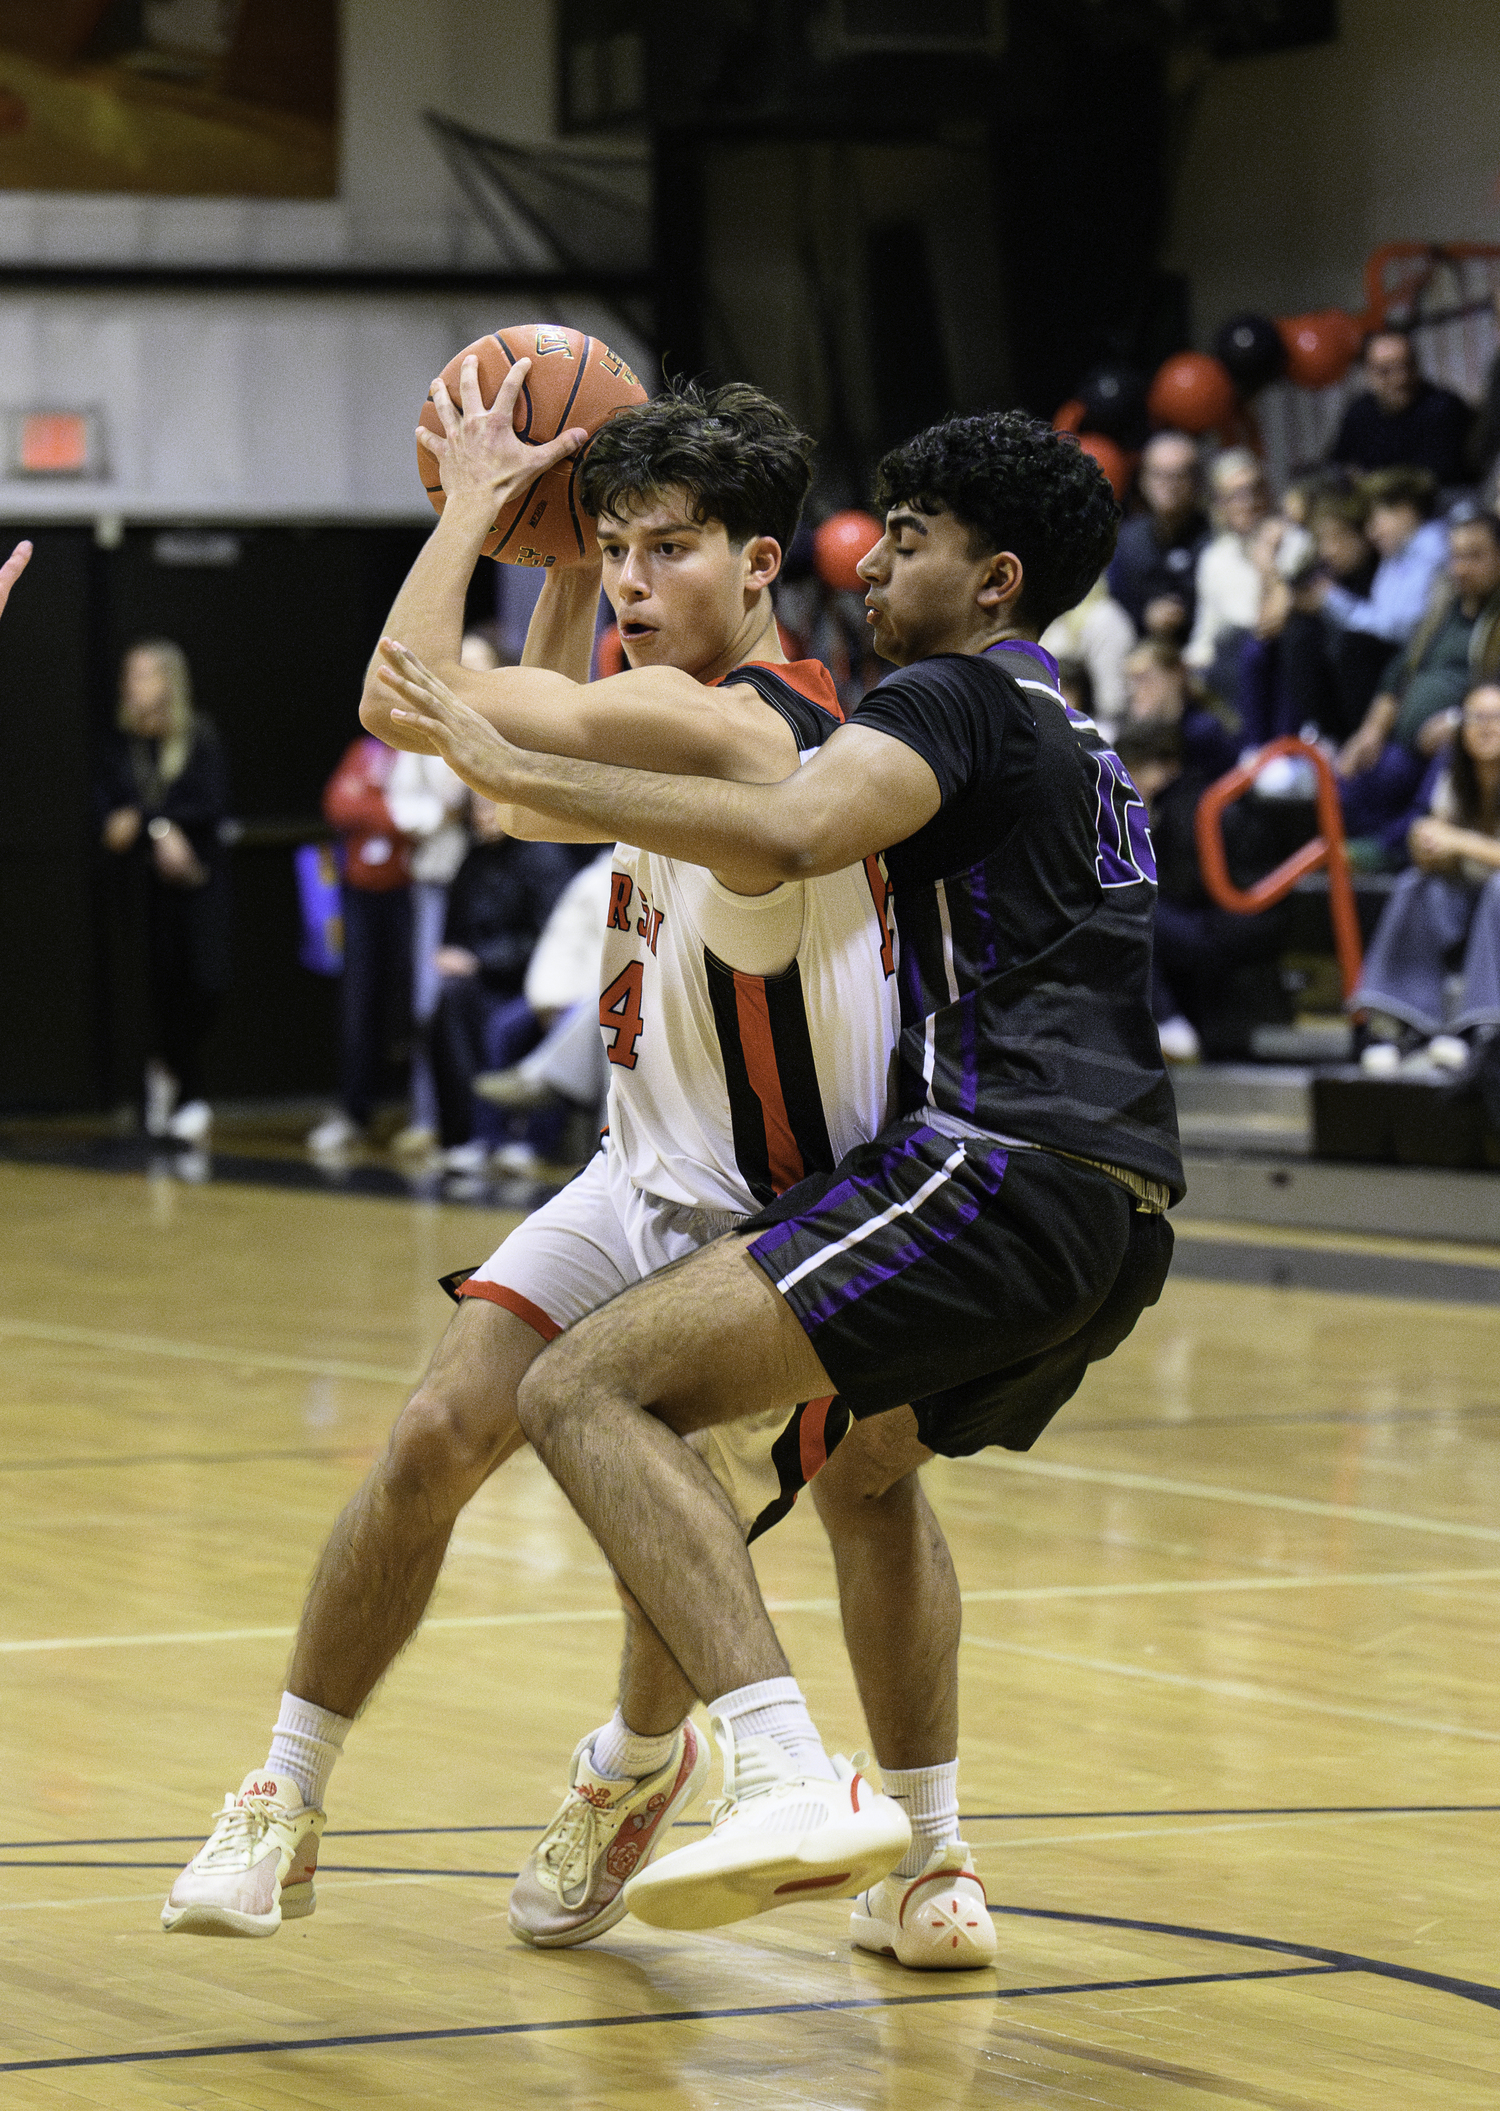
[590,1708,681,1782]
[710,1676,837,1782]
[267,1692,351,1810]
[881,1759,962,1878]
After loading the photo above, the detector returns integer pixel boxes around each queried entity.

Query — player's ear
[976,549,1023,614]
[743,534,782,594]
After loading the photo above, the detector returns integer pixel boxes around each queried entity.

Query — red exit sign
[13,410,102,476]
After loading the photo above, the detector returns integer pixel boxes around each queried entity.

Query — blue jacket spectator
[1319,469,1447,644]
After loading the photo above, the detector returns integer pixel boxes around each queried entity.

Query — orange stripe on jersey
[732,968,804,1194]
[798,1396,835,1484]
[456,1279,563,1342]
[711,657,846,723]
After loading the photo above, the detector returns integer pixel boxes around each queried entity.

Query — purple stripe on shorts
[747,1125,945,1265]
[749,1133,1010,1331]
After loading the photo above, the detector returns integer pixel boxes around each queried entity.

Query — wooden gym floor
[2,1154,1498,2107]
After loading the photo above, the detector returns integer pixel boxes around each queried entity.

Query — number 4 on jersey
[600,960,646,1068]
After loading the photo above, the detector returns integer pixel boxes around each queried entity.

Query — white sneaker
[441,1139,489,1174]
[1359,1039,1402,1075]
[509,1720,710,1948]
[492,1140,540,1177]
[622,1718,909,1932]
[1157,1015,1200,1063]
[1424,1034,1471,1074]
[850,1842,997,1969]
[162,1772,324,1937]
[307,1112,361,1154]
[166,1099,211,1143]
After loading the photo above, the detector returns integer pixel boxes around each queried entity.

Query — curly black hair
[874,411,1120,632]
[578,380,815,557]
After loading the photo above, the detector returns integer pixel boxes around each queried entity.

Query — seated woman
[1351,681,1500,1072]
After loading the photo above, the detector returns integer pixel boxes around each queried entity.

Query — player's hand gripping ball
[417,325,648,568]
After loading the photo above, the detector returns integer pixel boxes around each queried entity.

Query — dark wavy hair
[874,411,1120,632]
[577,381,814,556]
[1449,682,1500,829]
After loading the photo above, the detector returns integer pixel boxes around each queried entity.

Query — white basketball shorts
[456,1149,847,1537]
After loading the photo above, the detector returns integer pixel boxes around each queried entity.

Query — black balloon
[1074,363,1150,447]
[1212,312,1286,397]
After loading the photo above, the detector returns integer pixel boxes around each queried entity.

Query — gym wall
[1168,0,1500,334]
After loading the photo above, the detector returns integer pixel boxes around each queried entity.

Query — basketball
[417,324,648,568]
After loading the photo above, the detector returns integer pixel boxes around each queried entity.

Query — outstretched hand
[0,539,32,622]
[418,353,587,510]
[378,639,522,796]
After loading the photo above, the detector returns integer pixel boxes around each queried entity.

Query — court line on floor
[961,1453,1500,1544]
[0,1446,376,1476]
[996,1904,1500,2014]
[0,1317,418,1388]
[0,1966,1352,2071]
[11,1564,1500,1656]
[9,1803,1498,1852]
[960,1633,1500,1741]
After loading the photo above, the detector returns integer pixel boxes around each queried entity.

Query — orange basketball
[417,324,648,568]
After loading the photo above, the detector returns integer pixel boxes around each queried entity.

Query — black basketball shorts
[740,1115,1174,1458]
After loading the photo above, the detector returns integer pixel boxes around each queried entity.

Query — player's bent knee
[386,1386,518,1506]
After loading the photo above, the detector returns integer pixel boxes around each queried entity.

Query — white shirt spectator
[1040,573,1136,734]
[386,752,470,885]
[1184,531,1263,670]
[524,847,614,1016]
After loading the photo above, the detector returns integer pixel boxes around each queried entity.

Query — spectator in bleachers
[1039,572,1134,733]
[1311,468,1447,645]
[1328,328,1472,488]
[1352,681,1500,1072]
[476,845,614,1145]
[425,799,576,1176]
[384,632,496,1153]
[1123,637,1239,778]
[1185,449,1271,702]
[98,639,230,1145]
[1106,430,1208,644]
[1115,720,1288,1063]
[307,733,413,1154]
[1336,505,1500,864]
[1238,482,1387,746]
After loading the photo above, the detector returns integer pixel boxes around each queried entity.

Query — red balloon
[814,509,883,592]
[1076,430,1131,500]
[1053,398,1086,433]
[1276,310,1361,390]
[1147,352,1239,435]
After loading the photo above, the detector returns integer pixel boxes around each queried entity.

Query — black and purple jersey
[848,640,1184,1201]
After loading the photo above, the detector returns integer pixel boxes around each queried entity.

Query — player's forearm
[491,745,832,885]
[522,566,603,685]
[361,495,493,739]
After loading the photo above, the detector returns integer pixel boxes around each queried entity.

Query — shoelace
[538,1791,613,1894]
[194,1797,276,1869]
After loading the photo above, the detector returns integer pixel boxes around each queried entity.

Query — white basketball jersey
[597,661,900,1216]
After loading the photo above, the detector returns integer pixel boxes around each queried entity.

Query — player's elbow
[358,686,392,741]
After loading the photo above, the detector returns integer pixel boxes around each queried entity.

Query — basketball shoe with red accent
[850,1842,996,1968]
[508,1721,710,1948]
[622,1718,909,1931]
[161,1773,324,1937]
